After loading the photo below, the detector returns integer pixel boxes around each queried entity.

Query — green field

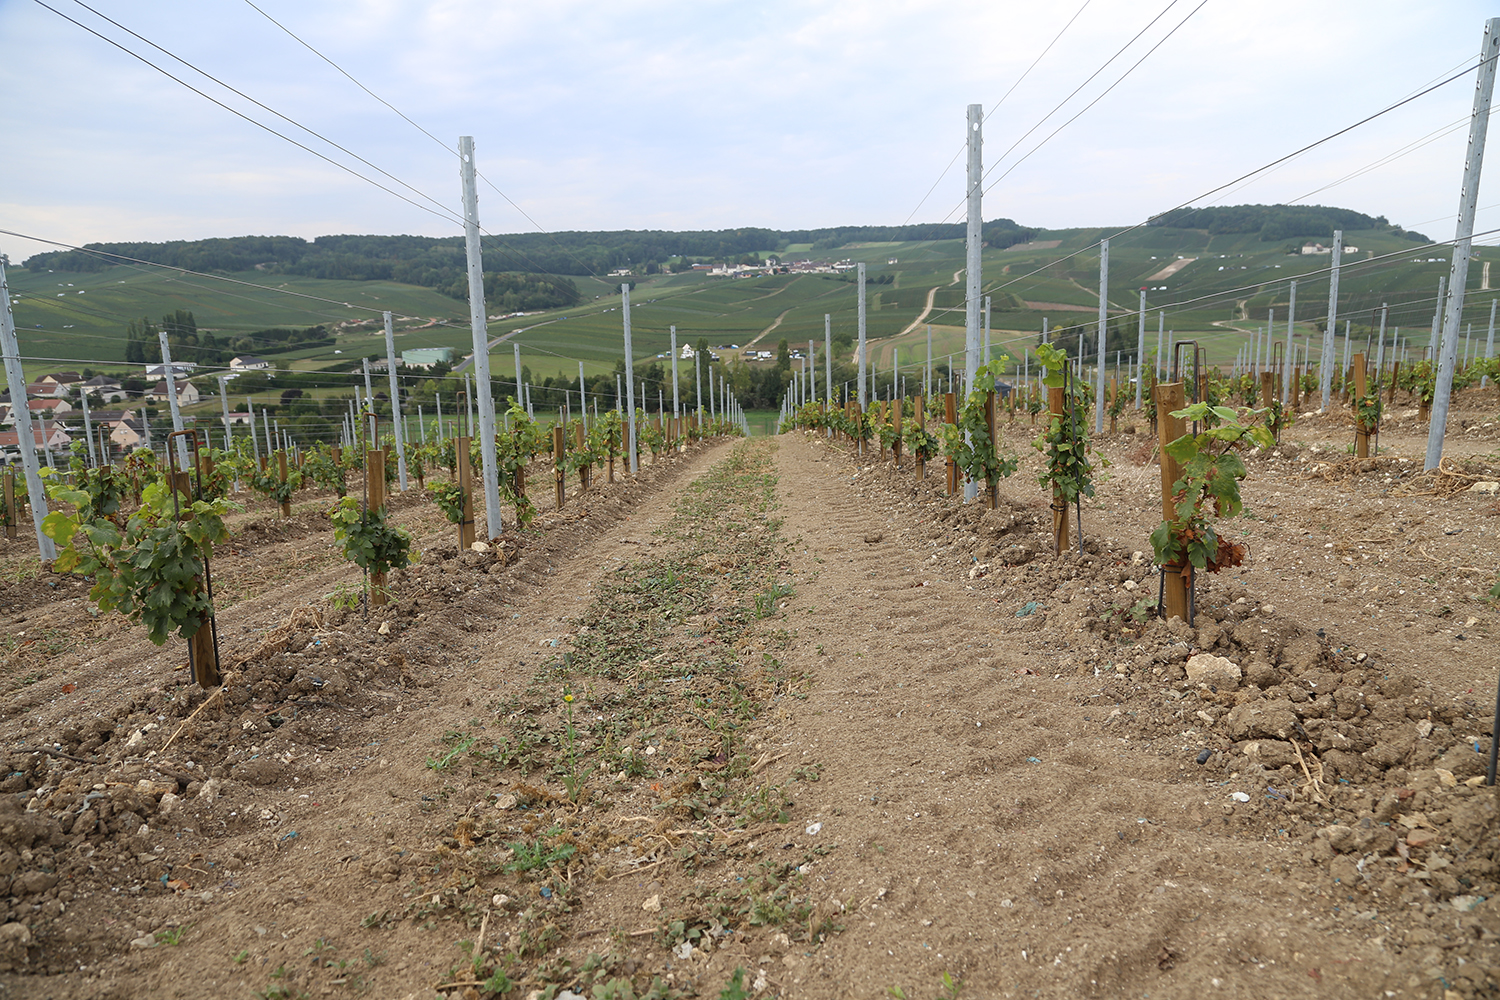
[10,222,1497,394]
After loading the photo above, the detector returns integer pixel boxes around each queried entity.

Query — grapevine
[329,495,416,576]
[42,477,232,646]
[1032,344,1103,509]
[939,360,1019,499]
[427,480,467,524]
[1149,402,1273,574]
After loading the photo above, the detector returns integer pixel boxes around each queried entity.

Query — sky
[1,0,1498,264]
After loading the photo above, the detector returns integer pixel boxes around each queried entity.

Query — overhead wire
[979,0,1211,198]
[899,0,1095,226]
[240,0,610,283]
[958,51,1494,311]
[38,1,611,290]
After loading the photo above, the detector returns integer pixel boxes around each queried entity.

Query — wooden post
[553,425,566,510]
[367,448,388,605]
[168,462,219,686]
[915,395,926,480]
[575,424,589,490]
[455,435,475,550]
[1047,386,1069,554]
[1259,372,1274,407]
[4,468,17,540]
[332,445,342,465]
[944,392,958,495]
[892,398,904,467]
[1352,353,1371,458]
[277,451,291,517]
[1156,382,1189,622]
[1291,367,1302,409]
[878,402,888,460]
[1108,377,1118,433]
[984,390,999,509]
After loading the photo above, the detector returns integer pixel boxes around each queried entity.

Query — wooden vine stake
[1259,372,1274,407]
[944,392,958,495]
[277,451,291,517]
[455,435,475,550]
[892,399,903,467]
[168,431,219,687]
[367,448,388,606]
[1352,352,1372,458]
[4,468,17,540]
[915,395,926,479]
[575,424,589,491]
[1047,386,1069,554]
[984,390,999,509]
[1156,381,1189,621]
[553,425,566,510]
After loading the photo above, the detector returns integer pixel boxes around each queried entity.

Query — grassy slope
[10,226,1496,387]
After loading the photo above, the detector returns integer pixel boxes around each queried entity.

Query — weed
[323,581,363,612]
[232,949,249,964]
[362,948,385,967]
[505,828,576,873]
[254,987,308,1000]
[427,734,476,771]
[718,968,750,1000]
[935,971,964,999]
[302,936,335,956]
[154,925,186,946]
[754,581,795,618]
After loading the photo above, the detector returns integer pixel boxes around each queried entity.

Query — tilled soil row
[765,430,1497,999]
[0,438,738,995]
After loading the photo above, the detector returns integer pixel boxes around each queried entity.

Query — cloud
[0,0,1496,264]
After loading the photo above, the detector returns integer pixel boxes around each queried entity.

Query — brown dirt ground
[1,385,1499,1000]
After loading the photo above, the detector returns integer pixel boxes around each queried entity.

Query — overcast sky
[1,0,1497,264]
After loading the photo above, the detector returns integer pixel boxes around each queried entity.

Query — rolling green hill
[9,205,1493,397]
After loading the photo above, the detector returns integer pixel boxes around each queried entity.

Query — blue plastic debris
[1016,601,1040,617]
[539,887,553,899]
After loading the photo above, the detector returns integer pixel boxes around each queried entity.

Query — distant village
[0,347,457,464]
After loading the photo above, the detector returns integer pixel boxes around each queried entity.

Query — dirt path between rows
[760,436,1401,997]
[3,389,1500,1000]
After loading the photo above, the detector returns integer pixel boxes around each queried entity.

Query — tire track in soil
[0,441,738,1000]
[756,434,1424,999]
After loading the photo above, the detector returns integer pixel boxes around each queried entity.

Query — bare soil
[0,386,1498,1000]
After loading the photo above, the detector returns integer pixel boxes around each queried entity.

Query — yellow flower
[563,693,574,703]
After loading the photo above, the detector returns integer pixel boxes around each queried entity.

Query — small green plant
[427,479,467,524]
[1032,344,1103,516]
[1149,402,1273,573]
[901,418,939,464]
[154,925,186,946]
[324,581,363,612]
[754,581,794,618]
[940,360,1019,500]
[504,828,577,873]
[42,478,233,646]
[559,688,594,802]
[233,949,249,964]
[329,496,416,577]
[250,465,302,508]
[935,971,963,1000]
[427,733,476,771]
[717,968,750,1000]
[1355,388,1382,433]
